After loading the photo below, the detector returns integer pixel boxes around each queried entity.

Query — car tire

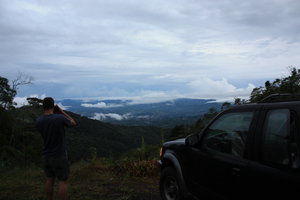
[160,166,183,200]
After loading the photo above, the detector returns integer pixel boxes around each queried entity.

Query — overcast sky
[1,0,300,102]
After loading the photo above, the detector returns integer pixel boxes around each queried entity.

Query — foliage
[112,160,158,177]
[110,139,160,178]
[0,106,43,169]
[88,146,98,160]
[234,97,248,105]
[26,97,43,108]
[221,102,232,110]
[168,108,219,140]
[119,140,161,162]
[250,67,300,102]
[0,74,38,168]
[0,74,33,109]
[0,76,16,109]
[65,111,165,162]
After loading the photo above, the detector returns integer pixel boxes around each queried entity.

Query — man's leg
[45,178,55,200]
[55,155,70,200]
[58,181,68,200]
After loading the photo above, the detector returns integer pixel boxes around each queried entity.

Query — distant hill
[58,98,223,128]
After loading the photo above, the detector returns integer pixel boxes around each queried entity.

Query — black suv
[159,94,300,200]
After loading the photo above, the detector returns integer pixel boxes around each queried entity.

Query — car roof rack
[259,93,300,103]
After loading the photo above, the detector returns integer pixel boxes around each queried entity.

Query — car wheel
[160,167,183,200]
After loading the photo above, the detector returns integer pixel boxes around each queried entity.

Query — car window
[202,112,254,157]
[262,109,299,167]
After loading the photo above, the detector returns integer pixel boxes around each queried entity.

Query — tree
[0,76,16,109]
[208,107,217,114]
[0,73,33,109]
[221,102,231,110]
[0,74,34,168]
[234,97,248,105]
[27,97,43,107]
[11,72,34,92]
[249,67,300,102]
[169,125,186,139]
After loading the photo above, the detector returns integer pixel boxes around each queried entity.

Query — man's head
[43,97,55,110]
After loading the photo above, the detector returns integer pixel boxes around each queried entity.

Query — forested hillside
[65,109,165,161]
[0,105,166,168]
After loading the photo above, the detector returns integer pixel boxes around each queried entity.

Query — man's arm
[54,105,77,126]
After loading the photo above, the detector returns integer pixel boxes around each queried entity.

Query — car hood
[163,138,186,148]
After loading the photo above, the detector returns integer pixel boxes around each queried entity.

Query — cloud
[91,113,132,121]
[81,102,122,108]
[14,96,30,108]
[126,90,183,105]
[13,94,71,110]
[81,102,108,108]
[77,91,183,106]
[1,0,300,100]
[13,94,46,108]
[188,78,255,99]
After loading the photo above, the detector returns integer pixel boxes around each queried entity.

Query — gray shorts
[43,155,70,181]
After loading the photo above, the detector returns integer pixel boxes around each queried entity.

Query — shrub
[111,160,159,177]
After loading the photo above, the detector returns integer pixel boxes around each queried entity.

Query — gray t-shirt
[36,114,71,158]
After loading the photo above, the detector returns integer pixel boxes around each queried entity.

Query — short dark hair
[43,97,54,110]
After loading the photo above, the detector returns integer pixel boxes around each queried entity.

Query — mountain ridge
[58,98,223,128]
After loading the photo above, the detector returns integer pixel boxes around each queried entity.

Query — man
[36,97,76,200]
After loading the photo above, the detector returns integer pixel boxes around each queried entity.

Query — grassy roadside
[0,159,161,200]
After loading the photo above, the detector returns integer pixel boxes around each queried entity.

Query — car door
[182,109,257,199]
[245,108,300,199]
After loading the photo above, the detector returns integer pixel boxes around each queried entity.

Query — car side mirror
[185,134,199,147]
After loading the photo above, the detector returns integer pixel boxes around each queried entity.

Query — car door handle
[232,167,241,177]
